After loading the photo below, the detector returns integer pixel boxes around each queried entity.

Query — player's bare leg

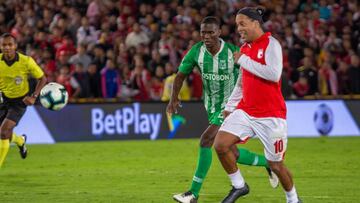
[199,124,219,147]
[268,161,293,190]
[214,132,239,174]
[268,161,300,203]
[214,131,249,203]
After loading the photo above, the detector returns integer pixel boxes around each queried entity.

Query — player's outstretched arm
[166,72,187,114]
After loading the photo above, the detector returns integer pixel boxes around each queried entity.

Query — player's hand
[233,51,243,63]
[166,98,181,115]
[222,110,231,119]
[23,96,36,106]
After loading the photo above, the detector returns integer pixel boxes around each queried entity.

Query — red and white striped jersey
[225,32,287,119]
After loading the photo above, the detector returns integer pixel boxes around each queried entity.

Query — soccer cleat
[266,167,279,188]
[18,134,27,159]
[173,191,197,203]
[221,183,250,203]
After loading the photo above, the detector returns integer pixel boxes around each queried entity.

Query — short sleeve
[178,45,198,75]
[228,43,241,69]
[229,43,240,52]
[27,56,44,79]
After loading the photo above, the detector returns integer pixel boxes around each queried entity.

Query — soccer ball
[40,82,68,111]
[313,103,334,135]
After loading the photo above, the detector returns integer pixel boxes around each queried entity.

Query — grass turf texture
[1,137,359,203]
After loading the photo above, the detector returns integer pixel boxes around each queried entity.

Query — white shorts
[219,109,288,162]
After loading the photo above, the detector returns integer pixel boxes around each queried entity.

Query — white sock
[228,169,245,189]
[285,186,299,203]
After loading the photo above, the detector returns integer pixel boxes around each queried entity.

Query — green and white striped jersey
[179,39,239,113]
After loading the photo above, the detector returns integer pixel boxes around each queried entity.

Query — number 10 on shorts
[274,139,284,154]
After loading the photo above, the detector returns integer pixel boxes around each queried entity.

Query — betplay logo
[91,103,162,140]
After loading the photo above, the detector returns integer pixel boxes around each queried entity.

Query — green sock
[189,147,212,198]
[236,148,268,167]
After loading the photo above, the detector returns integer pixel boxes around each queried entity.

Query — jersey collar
[205,38,224,57]
[2,52,19,66]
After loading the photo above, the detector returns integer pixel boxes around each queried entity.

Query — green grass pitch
[1,137,359,203]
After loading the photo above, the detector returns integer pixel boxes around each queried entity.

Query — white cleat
[266,167,279,188]
[173,191,197,203]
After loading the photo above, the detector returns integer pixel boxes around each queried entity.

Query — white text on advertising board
[92,103,162,140]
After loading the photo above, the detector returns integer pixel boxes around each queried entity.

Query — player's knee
[200,136,215,147]
[230,145,240,159]
[0,127,12,139]
[214,140,229,155]
[214,143,225,154]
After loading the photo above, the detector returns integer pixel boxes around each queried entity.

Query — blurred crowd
[0,0,359,101]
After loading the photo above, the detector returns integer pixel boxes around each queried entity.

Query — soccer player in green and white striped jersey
[167,17,278,203]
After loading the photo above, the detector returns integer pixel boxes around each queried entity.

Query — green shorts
[208,110,224,126]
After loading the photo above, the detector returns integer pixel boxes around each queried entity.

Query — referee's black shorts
[0,96,27,125]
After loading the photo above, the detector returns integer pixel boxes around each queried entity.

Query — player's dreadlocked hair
[237,7,265,24]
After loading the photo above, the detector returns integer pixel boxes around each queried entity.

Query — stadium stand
[0,0,359,101]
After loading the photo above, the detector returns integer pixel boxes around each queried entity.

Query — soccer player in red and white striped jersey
[214,7,301,203]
